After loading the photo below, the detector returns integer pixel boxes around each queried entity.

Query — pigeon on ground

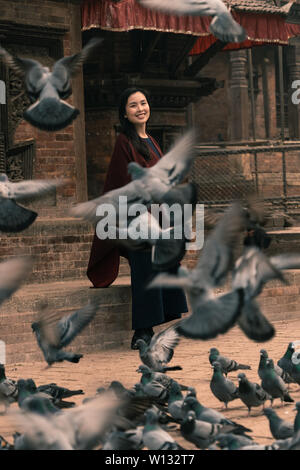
[278,342,295,377]
[0,174,64,232]
[293,402,300,433]
[137,365,188,395]
[215,433,255,450]
[210,362,240,409]
[182,396,251,433]
[102,427,144,450]
[143,408,183,450]
[135,324,182,372]
[263,408,294,440]
[31,300,100,366]
[0,38,103,131]
[208,347,251,377]
[237,373,270,415]
[0,364,18,412]
[36,383,84,401]
[261,359,294,406]
[167,380,185,421]
[180,411,243,450]
[259,349,294,386]
[149,203,245,340]
[14,391,150,450]
[137,0,247,43]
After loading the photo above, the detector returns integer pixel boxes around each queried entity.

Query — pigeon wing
[147,130,196,185]
[0,47,40,76]
[149,325,180,365]
[53,38,104,79]
[6,179,64,203]
[194,202,245,287]
[58,302,99,348]
[270,254,300,271]
[138,0,227,17]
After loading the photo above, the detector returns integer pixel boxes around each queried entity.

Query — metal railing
[191,140,300,214]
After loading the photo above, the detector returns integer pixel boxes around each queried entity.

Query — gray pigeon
[135,324,182,372]
[0,38,103,131]
[102,427,144,450]
[137,0,247,43]
[209,347,251,377]
[167,380,185,421]
[31,300,100,366]
[259,349,294,386]
[182,396,251,433]
[263,408,294,440]
[0,174,64,232]
[237,373,270,415]
[215,433,256,450]
[143,408,183,450]
[233,250,300,342]
[180,410,237,450]
[210,362,240,409]
[149,203,245,340]
[71,130,196,223]
[278,342,295,377]
[261,359,294,406]
[0,364,18,412]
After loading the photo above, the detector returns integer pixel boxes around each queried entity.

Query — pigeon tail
[210,12,247,43]
[24,97,79,131]
[0,199,37,232]
[283,392,294,403]
[152,233,186,271]
[162,366,182,372]
[177,289,243,340]
[237,364,251,371]
[238,300,275,342]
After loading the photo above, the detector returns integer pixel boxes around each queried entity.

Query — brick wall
[0,0,85,204]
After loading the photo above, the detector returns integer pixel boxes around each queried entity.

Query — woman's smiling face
[125,91,150,126]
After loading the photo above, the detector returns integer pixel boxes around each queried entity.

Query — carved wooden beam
[169,36,199,78]
[139,32,162,70]
[184,40,227,77]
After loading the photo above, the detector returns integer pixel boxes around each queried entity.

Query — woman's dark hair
[118,87,151,161]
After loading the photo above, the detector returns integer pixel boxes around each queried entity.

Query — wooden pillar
[70,2,88,203]
[228,50,249,140]
[287,44,300,139]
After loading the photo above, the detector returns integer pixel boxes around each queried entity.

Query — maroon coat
[87,133,163,287]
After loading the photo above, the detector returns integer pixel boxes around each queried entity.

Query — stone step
[2,268,300,364]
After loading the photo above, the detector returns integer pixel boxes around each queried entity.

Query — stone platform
[1,222,300,364]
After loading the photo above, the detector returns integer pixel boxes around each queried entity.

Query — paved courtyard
[1,315,300,449]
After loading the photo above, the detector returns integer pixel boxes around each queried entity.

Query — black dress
[128,137,188,330]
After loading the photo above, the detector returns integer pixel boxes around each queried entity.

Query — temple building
[0,0,300,361]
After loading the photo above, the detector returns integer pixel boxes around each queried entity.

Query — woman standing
[87,87,188,349]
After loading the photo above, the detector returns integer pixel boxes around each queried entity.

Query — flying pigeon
[209,347,251,377]
[70,130,197,223]
[0,38,104,131]
[149,202,245,340]
[0,174,64,232]
[137,0,247,43]
[31,300,100,366]
[135,324,182,373]
[233,250,300,342]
